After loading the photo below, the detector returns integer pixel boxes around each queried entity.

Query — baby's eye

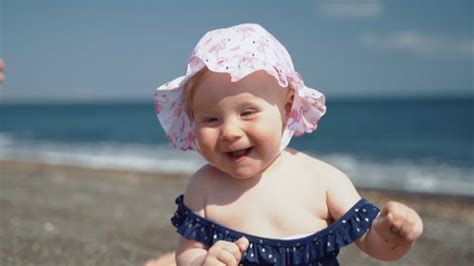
[241,109,257,118]
[201,117,219,124]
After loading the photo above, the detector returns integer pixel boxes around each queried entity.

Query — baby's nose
[220,121,243,141]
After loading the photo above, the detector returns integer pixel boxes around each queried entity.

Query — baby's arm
[325,166,423,261]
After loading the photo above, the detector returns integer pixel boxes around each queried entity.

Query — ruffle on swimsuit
[171,195,380,266]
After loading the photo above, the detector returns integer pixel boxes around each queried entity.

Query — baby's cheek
[256,118,284,138]
[253,124,282,152]
[196,127,215,140]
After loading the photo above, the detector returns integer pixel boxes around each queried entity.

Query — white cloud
[319,1,382,18]
[362,31,474,56]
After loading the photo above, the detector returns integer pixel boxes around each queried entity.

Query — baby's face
[190,70,292,179]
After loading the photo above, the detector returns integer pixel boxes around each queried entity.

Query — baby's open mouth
[226,147,253,160]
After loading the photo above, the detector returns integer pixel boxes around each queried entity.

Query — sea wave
[0,132,205,174]
[318,153,473,197]
[0,133,472,197]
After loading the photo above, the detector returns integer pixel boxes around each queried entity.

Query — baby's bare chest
[205,184,331,238]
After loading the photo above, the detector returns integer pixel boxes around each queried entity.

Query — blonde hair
[184,68,208,120]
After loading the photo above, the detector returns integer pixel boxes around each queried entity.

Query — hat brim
[155,64,326,151]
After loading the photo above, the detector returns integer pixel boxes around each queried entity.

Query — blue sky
[0,0,472,103]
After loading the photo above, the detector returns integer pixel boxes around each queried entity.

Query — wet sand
[0,160,473,265]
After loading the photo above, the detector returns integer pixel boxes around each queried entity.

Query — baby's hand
[373,201,423,244]
[203,237,249,266]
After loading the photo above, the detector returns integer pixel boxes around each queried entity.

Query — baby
[154,23,422,266]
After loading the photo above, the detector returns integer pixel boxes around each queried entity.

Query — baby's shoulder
[286,149,349,182]
[182,164,220,213]
[285,149,358,198]
[289,149,362,213]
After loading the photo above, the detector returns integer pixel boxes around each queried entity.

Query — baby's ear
[285,88,295,115]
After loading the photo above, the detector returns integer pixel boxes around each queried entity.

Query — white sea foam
[0,135,472,197]
[0,132,14,146]
[0,136,205,175]
[319,153,473,197]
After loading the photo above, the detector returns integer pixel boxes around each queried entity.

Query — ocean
[0,97,472,196]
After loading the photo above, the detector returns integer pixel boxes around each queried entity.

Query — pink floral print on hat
[154,23,326,151]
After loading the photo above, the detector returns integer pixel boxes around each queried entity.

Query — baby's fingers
[399,209,423,242]
[374,201,423,243]
[373,213,395,241]
[209,240,243,265]
[235,237,249,253]
[216,249,238,266]
[373,202,406,238]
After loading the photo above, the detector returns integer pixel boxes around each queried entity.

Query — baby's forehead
[195,69,285,92]
[192,77,287,110]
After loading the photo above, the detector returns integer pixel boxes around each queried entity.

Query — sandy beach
[1,160,473,266]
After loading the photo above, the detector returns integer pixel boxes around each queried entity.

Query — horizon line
[1,94,473,106]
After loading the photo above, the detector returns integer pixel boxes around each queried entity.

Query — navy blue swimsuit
[171,195,379,265]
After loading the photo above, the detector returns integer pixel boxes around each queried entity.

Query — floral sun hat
[154,23,326,151]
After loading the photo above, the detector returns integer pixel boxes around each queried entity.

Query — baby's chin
[223,154,284,179]
[218,165,263,180]
[220,168,255,179]
[228,172,258,180]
